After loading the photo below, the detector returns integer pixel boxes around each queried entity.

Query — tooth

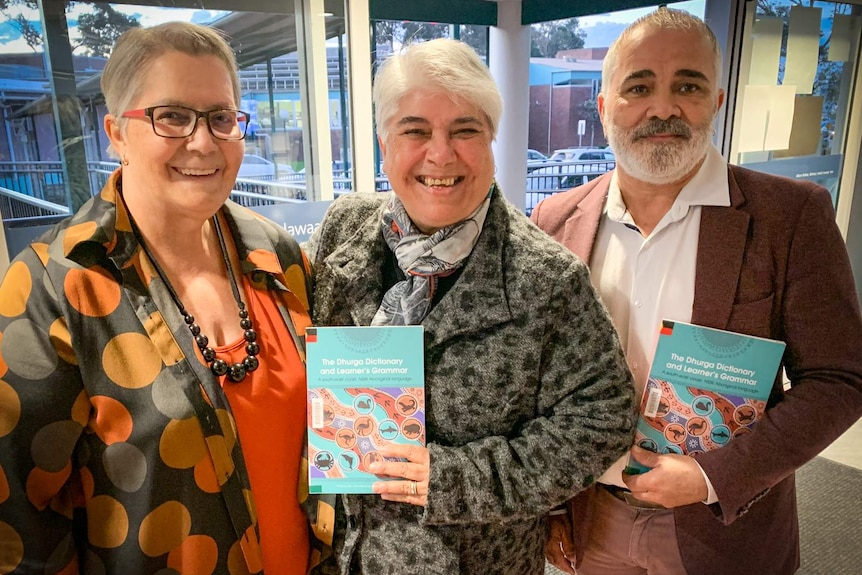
[180,168,217,176]
[423,177,455,186]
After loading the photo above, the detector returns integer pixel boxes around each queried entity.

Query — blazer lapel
[563,174,610,264]
[692,169,750,329]
[424,196,513,349]
[321,209,391,327]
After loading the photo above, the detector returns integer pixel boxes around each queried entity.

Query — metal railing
[525,159,615,215]
[1,157,606,222]
[0,166,313,220]
[0,161,65,204]
[234,177,308,200]
[0,185,70,221]
[88,161,120,193]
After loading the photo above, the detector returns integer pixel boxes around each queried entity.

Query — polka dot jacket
[0,170,333,574]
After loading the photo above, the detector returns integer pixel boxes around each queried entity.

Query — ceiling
[76,0,668,27]
[211,11,346,69]
[369,0,668,25]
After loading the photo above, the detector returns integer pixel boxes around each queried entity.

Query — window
[729,0,862,205]
[527,2,706,159]
[0,0,352,214]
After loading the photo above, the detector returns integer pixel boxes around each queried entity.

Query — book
[305,325,425,493]
[626,320,786,474]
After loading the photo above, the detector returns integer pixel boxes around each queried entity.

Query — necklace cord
[212,214,245,310]
[122,199,259,382]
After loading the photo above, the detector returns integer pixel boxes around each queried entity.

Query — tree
[0,0,42,51]
[0,0,37,11]
[74,3,140,57]
[374,20,397,47]
[579,97,604,147]
[11,12,40,52]
[530,18,586,58]
[754,1,857,137]
[400,21,446,45]
[374,20,447,54]
[457,24,487,57]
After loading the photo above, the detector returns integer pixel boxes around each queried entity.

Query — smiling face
[105,50,243,221]
[379,89,495,235]
[598,26,724,186]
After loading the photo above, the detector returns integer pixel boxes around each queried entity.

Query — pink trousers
[577,486,688,575]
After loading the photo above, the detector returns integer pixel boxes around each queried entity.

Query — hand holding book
[369,443,429,506]
[622,445,711,508]
[306,326,426,494]
[626,320,786,475]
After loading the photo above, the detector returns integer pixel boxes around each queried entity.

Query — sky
[0,1,705,55]
[0,4,227,53]
[578,1,706,47]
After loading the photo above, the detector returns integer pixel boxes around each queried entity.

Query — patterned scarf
[371,186,493,326]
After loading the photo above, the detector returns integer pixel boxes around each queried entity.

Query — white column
[0,213,9,278]
[489,0,531,211]
[704,0,739,156]
[296,0,335,201]
[346,0,377,194]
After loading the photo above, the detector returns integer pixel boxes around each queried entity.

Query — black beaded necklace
[131,213,260,383]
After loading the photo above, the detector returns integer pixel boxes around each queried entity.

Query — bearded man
[531,7,862,575]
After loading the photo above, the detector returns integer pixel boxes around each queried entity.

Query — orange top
[215,279,309,575]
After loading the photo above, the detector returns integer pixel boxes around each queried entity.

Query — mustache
[632,118,692,140]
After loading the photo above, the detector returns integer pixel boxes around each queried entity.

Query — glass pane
[0,1,352,216]
[524,1,706,214]
[730,1,861,206]
[369,21,489,192]
[0,1,64,212]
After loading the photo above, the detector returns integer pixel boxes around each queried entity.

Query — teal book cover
[626,320,786,475]
[306,326,425,493]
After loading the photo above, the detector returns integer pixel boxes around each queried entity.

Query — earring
[122,157,129,166]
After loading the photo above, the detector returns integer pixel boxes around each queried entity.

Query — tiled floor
[819,417,862,470]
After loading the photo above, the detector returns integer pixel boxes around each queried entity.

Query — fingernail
[368,462,382,472]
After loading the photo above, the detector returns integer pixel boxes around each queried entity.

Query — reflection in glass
[733,1,861,205]
[0,2,352,214]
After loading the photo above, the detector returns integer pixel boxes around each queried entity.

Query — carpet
[544,456,862,574]
[796,456,862,574]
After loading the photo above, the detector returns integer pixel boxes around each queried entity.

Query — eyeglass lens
[151,106,248,139]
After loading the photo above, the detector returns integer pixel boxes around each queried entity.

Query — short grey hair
[101,21,240,120]
[601,7,722,95]
[373,38,503,142]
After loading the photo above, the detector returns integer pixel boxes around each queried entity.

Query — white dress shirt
[592,145,730,503]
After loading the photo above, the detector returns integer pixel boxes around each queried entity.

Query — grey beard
[608,121,713,186]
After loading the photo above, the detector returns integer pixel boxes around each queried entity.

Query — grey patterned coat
[305,190,636,575]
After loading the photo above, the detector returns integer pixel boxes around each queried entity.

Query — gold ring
[409,481,418,496]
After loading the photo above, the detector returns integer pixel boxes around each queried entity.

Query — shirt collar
[63,169,284,279]
[606,144,729,224]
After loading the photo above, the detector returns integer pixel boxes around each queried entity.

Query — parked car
[237,154,295,180]
[549,147,615,163]
[530,149,615,188]
[527,148,549,172]
[525,148,615,215]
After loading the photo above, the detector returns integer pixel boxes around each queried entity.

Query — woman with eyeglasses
[0,22,328,574]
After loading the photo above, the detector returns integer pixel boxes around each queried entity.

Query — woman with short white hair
[306,38,636,575]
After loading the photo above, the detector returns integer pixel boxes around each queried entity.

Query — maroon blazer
[531,165,862,575]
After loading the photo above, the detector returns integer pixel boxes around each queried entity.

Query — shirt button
[634,300,642,308]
